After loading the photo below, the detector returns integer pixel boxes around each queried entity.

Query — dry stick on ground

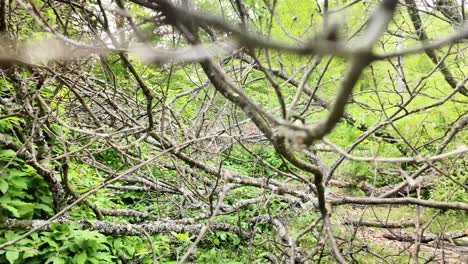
[0,218,241,237]
[331,196,468,211]
[342,218,421,228]
[383,230,467,243]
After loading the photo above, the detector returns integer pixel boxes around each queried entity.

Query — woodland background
[0,0,467,263]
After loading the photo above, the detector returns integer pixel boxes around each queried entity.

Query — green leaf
[126,246,135,256]
[52,257,66,264]
[173,232,189,242]
[0,180,8,193]
[2,204,20,218]
[75,251,87,264]
[0,149,16,159]
[42,237,58,248]
[9,175,28,190]
[31,233,39,241]
[35,203,54,215]
[7,200,35,218]
[113,238,123,249]
[6,251,19,264]
[230,234,240,246]
[218,231,227,241]
[23,249,39,259]
[0,195,11,203]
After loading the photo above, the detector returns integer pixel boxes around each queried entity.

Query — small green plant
[0,224,115,264]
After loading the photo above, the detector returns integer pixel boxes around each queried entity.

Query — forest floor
[331,205,467,263]
[357,227,468,263]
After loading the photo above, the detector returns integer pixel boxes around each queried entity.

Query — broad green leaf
[35,203,54,215]
[218,231,227,241]
[113,238,123,249]
[0,149,16,159]
[174,232,189,241]
[126,246,135,256]
[75,251,87,264]
[22,249,39,259]
[7,200,35,218]
[46,257,66,264]
[2,204,20,218]
[9,176,28,190]
[0,180,8,193]
[5,251,19,264]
